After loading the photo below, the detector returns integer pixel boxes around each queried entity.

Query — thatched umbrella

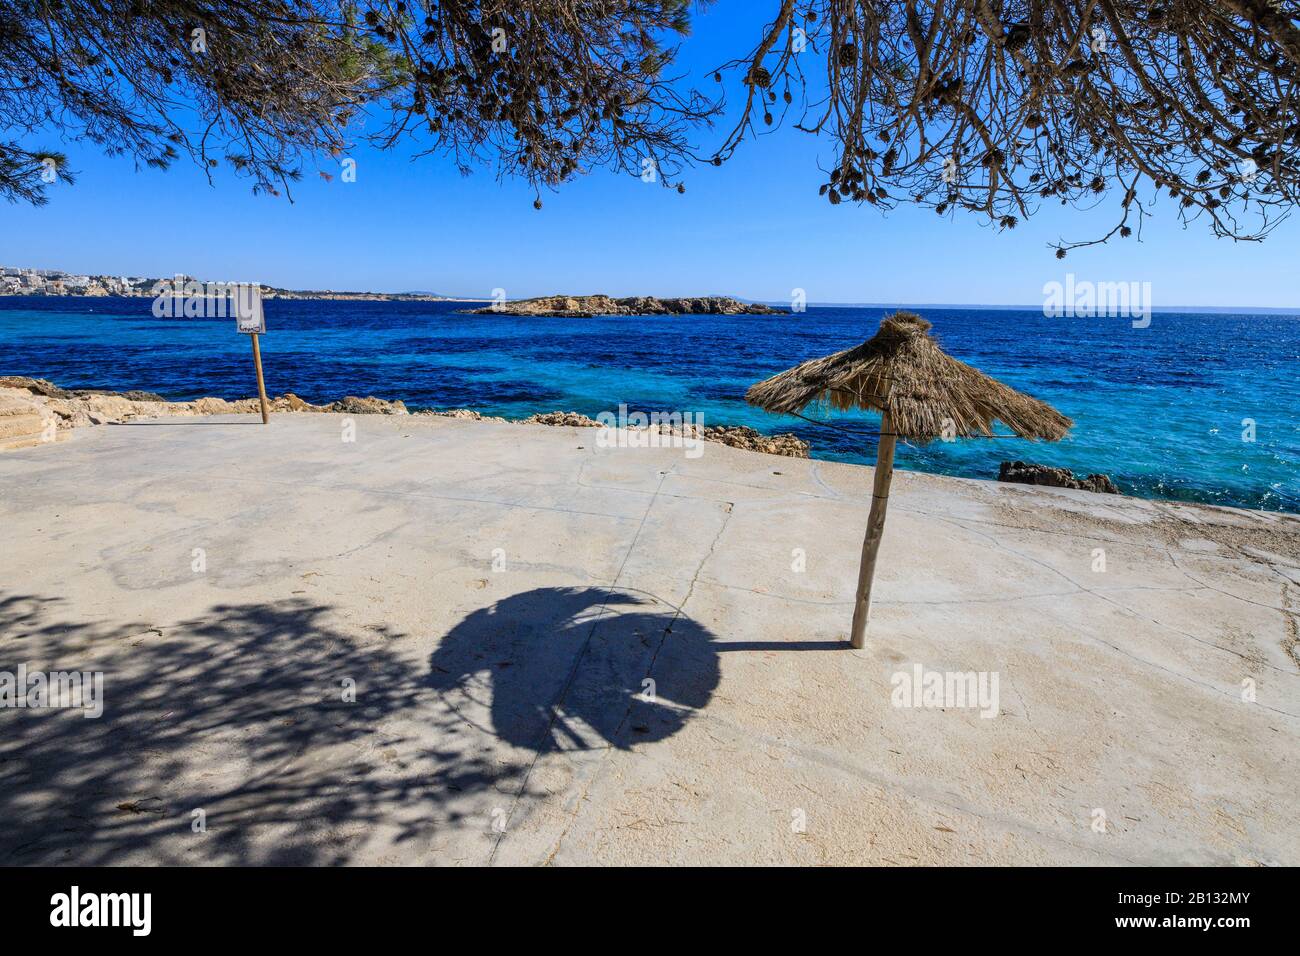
[746,311,1072,649]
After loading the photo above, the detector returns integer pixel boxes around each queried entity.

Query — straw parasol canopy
[746,311,1072,442]
[747,311,1072,648]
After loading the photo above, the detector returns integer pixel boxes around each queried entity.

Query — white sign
[234,285,265,334]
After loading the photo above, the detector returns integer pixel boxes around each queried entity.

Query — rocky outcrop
[327,396,408,415]
[413,408,508,422]
[0,378,411,431]
[998,460,1120,495]
[699,425,810,458]
[464,295,785,317]
[0,376,70,398]
[518,412,810,458]
[520,411,603,427]
[0,376,166,403]
[0,393,57,449]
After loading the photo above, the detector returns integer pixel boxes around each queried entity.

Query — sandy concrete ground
[1,413,1297,866]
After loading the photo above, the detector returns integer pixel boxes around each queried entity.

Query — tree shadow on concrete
[0,591,495,865]
[0,585,721,865]
[427,587,720,754]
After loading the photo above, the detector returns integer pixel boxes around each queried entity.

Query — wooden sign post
[249,333,269,424]
[234,285,269,424]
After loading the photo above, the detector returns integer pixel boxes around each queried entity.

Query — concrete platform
[1,413,1297,865]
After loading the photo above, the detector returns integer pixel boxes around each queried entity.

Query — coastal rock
[112,390,167,403]
[700,425,810,458]
[82,393,140,424]
[0,377,167,403]
[464,294,786,318]
[0,392,54,449]
[277,392,316,412]
[0,376,71,398]
[195,394,317,415]
[517,413,808,457]
[414,408,508,422]
[193,397,240,415]
[43,397,96,429]
[998,460,1119,495]
[325,396,409,415]
[521,411,603,427]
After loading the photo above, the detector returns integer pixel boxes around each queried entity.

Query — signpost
[234,285,270,424]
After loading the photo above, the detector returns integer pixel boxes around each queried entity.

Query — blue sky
[3,0,1298,308]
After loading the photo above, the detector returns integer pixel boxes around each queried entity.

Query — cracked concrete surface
[1,413,1297,866]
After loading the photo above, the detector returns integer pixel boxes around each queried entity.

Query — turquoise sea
[1,296,1297,513]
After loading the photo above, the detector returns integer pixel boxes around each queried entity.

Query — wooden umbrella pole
[251,333,270,425]
[849,409,897,648]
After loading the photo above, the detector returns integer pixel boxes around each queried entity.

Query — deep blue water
[2,296,1298,513]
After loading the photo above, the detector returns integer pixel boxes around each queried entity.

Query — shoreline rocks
[998,460,1120,495]
[520,411,602,427]
[519,412,812,458]
[699,425,810,458]
[0,377,809,460]
[462,294,786,318]
[414,407,507,422]
[0,392,55,450]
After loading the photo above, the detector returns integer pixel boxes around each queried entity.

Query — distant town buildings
[0,265,457,301]
[0,266,154,297]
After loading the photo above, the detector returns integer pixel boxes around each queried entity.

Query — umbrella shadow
[427,587,721,754]
[0,586,721,864]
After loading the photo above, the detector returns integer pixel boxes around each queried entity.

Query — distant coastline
[0,264,478,302]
